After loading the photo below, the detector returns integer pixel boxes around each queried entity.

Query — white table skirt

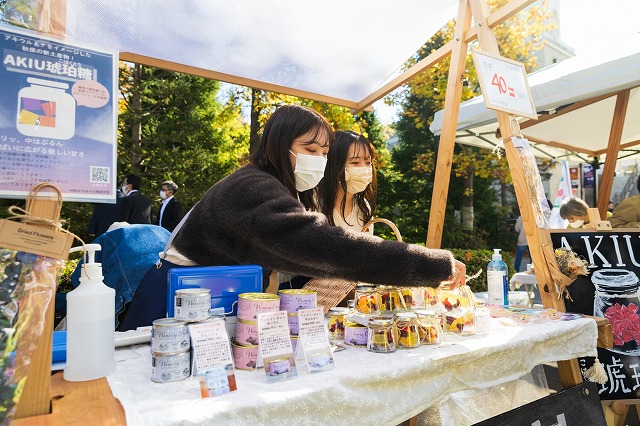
[108,317,597,426]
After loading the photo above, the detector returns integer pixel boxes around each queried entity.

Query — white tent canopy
[430,50,640,163]
[63,0,459,107]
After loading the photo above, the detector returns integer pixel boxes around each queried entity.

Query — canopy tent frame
[12,0,614,420]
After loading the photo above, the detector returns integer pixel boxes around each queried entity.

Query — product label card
[297,307,335,372]
[188,320,237,398]
[0,219,74,259]
[257,311,297,382]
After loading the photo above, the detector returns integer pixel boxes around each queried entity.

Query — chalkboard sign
[474,381,605,426]
[550,230,640,400]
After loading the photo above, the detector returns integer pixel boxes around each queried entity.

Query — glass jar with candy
[354,284,381,315]
[394,311,421,348]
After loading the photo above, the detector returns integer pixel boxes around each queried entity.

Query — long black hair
[319,131,377,227]
[251,105,334,209]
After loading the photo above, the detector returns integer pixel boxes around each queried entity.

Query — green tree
[232,87,365,155]
[117,64,249,210]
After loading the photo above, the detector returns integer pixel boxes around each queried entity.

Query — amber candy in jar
[394,311,421,348]
[438,284,475,335]
[367,319,397,353]
[354,285,381,315]
[328,307,350,340]
[377,285,402,312]
[415,310,442,345]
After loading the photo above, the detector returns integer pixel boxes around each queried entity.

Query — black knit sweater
[173,165,454,288]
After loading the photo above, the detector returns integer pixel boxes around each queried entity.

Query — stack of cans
[151,288,215,383]
[278,289,317,353]
[232,293,280,370]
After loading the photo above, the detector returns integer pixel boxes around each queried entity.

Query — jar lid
[414,309,440,318]
[376,285,398,290]
[394,311,418,320]
[369,318,394,327]
[355,284,377,291]
[328,307,350,315]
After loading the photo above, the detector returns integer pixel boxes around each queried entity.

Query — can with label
[288,313,299,336]
[231,340,263,370]
[151,349,191,383]
[237,292,280,321]
[344,320,368,347]
[151,318,190,353]
[235,319,259,346]
[174,288,211,322]
[278,289,317,314]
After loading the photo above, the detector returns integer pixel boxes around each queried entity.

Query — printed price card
[472,49,537,120]
[297,307,335,372]
[188,320,237,398]
[257,311,298,382]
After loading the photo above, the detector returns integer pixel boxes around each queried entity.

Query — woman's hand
[441,259,466,289]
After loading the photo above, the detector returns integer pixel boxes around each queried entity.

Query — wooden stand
[13,185,63,419]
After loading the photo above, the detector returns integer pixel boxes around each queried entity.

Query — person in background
[87,189,123,238]
[559,197,612,229]
[117,174,152,224]
[608,200,615,213]
[156,180,182,232]
[513,215,528,272]
[610,179,640,228]
[319,130,376,234]
[118,105,465,330]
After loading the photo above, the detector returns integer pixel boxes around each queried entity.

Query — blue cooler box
[166,265,262,317]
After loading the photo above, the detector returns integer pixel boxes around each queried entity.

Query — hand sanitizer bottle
[64,244,116,381]
[487,249,509,307]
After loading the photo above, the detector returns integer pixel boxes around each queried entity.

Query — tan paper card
[0,219,74,260]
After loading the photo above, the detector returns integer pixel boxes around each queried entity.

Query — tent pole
[425,0,473,248]
[596,89,630,218]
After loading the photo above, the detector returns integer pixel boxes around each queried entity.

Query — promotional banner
[0,24,117,202]
[550,230,640,400]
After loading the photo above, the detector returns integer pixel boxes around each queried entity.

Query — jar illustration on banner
[17,77,76,140]
[592,269,640,355]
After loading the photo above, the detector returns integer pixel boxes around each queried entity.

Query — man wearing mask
[156,180,182,232]
[117,174,152,224]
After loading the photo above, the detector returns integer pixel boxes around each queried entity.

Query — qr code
[90,166,110,183]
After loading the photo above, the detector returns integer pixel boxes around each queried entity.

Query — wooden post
[467,0,563,311]
[426,0,473,248]
[14,186,63,419]
[596,90,630,218]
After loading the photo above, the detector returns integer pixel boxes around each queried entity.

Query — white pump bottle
[64,244,116,381]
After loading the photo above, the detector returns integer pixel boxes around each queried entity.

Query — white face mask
[568,219,584,228]
[289,150,327,192]
[345,166,372,194]
[159,190,168,200]
[120,185,129,196]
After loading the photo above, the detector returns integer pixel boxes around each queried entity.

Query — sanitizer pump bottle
[487,249,509,307]
[64,244,116,381]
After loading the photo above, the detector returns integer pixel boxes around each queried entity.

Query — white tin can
[151,349,191,383]
[174,288,211,322]
[151,318,190,353]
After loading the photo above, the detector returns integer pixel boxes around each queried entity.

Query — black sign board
[550,230,640,400]
[474,381,605,426]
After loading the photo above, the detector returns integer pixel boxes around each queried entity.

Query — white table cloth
[108,317,597,426]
